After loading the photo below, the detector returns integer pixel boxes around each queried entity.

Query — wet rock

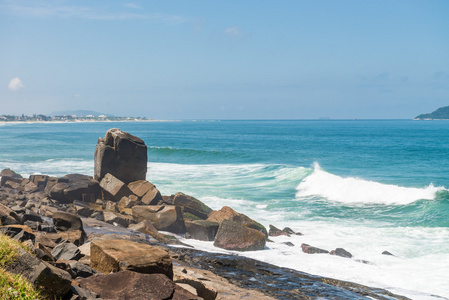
[132,205,186,233]
[94,128,147,183]
[0,202,23,225]
[283,241,295,247]
[330,248,353,258]
[382,250,394,256]
[269,224,289,237]
[78,270,200,300]
[52,211,84,232]
[301,243,329,254]
[214,220,266,251]
[282,227,303,236]
[90,239,173,279]
[207,206,267,237]
[185,220,219,241]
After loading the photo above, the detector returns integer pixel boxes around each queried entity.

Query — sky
[1,0,448,119]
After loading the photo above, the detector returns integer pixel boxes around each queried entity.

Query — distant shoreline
[0,119,178,124]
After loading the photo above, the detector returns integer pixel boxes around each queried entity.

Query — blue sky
[1,0,448,119]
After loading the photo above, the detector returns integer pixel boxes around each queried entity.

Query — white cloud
[8,77,24,91]
[224,26,251,39]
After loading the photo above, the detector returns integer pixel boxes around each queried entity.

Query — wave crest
[296,163,446,205]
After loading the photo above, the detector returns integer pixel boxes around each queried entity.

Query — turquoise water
[1,120,448,299]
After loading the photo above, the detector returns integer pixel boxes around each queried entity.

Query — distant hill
[50,110,114,117]
[415,106,449,120]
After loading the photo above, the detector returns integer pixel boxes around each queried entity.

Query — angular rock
[117,194,139,213]
[104,200,118,212]
[99,173,131,201]
[382,250,394,256]
[78,270,200,300]
[29,174,49,191]
[269,224,289,237]
[207,206,267,237]
[44,230,85,246]
[0,203,22,225]
[69,284,98,300]
[48,174,100,204]
[132,205,186,233]
[185,220,219,241]
[330,248,353,258]
[103,211,132,227]
[128,220,161,240]
[90,239,173,279]
[140,184,163,205]
[6,248,72,298]
[94,128,147,183]
[0,224,35,242]
[213,220,266,251]
[52,211,84,232]
[51,240,82,261]
[128,180,155,197]
[168,192,213,220]
[301,243,329,254]
[282,227,303,236]
[69,261,97,278]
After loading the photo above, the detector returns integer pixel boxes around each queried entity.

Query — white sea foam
[296,163,445,205]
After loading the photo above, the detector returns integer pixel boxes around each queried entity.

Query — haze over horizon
[1,0,448,120]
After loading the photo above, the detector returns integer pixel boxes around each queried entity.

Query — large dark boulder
[94,128,147,183]
[52,211,84,232]
[77,270,201,300]
[168,192,213,220]
[185,220,219,241]
[48,174,100,204]
[207,206,267,237]
[213,220,266,251]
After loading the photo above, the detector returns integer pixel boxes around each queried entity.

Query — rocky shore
[0,128,409,299]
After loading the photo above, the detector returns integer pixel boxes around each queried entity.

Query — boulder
[269,224,290,237]
[168,192,213,220]
[185,220,219,241]
[48,174,100,204]
[90,239,173,279]
[213,220,266,251]
[99,173,131,201]
[128,220,162,241]
[94,128,147,183]
[77,270,201,300]
[44,230,85,246]
[301,243,329,254]
[132,205,186,233]
[0,203,22,225]
[1,168,23,179]
[382,250,394,256]
[207,206,267,237]
[117,194,139,213]
[103,211,132,227]
[51,240,82,261]
[29,174,49,191]
[69,261,97,278]
[330,248,353,258]
[52,211,84,232]
[0,225,35,242]
[6,248,72,298]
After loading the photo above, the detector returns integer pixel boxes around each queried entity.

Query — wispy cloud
[8,77,24,91]
[224,26,251,39]
[2,0,188,23]
[124,3,141,9]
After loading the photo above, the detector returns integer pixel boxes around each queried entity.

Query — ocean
[1,120,448,299]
